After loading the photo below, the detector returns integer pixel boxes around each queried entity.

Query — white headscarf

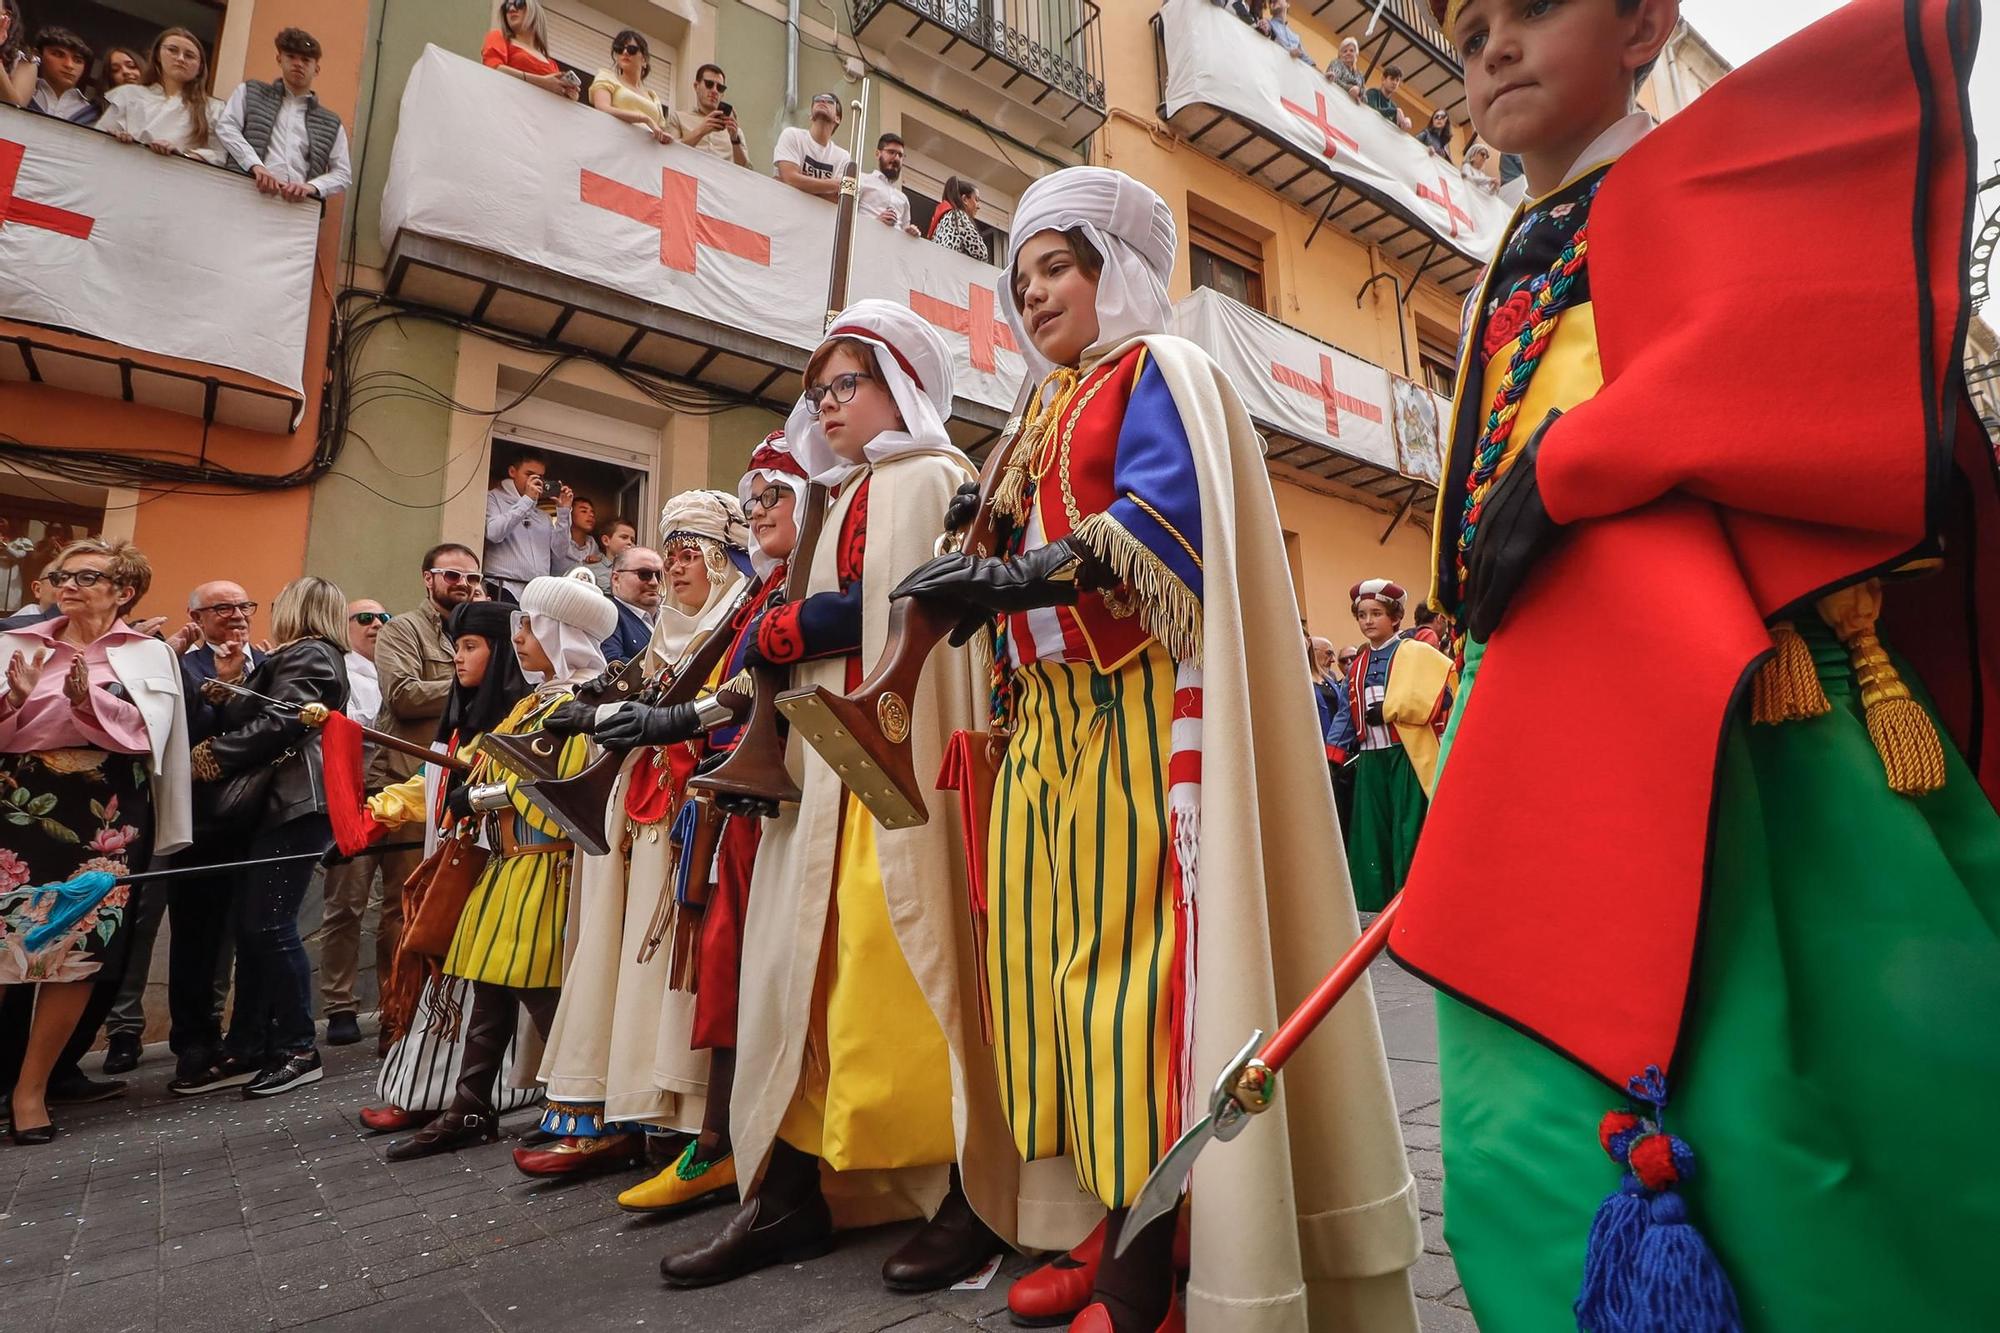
[517,572,613,689]
[784,298,969,488]
[737,432,812,581]
[1001,166,1178,384]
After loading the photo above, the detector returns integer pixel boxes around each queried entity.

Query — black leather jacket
[207,638,349,826]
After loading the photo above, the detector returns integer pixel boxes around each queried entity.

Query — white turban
[1002,167,1178,383]
[785,298,969,487]
[657,488,749,587]
[517,574,614,688]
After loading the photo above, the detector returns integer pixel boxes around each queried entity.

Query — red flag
[321,709,388,856]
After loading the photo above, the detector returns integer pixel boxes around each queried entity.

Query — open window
[20,0,226,94]
[1189,211,1268,313]
[544,0,679,110]
[0,477,107,615]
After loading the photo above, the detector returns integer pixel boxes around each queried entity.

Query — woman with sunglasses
[589,29,673,144]
[0,539,190,1144]
[481,0,577,101]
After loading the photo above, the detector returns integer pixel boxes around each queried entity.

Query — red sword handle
[1231,894,1403,1113]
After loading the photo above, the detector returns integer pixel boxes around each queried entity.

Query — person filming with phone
[677,62,747,167]
[483,448,574,600]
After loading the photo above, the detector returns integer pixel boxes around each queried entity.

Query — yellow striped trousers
[986,641,1176,1209]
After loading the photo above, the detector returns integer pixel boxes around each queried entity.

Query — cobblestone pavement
[1,952,1473,1332]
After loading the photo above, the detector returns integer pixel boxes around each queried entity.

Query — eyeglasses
[48,569,119,589]
[426,568,479,584]
[699,77,726,92]
[804,371,873,415]
[615,41,645,54]
[349,611,394,626]
[195,600,258,615]
[618,568,664,583]
[744,483,791,514]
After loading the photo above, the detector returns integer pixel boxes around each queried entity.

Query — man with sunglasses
[601,546,664,665]
[314,598,395,1047]
[677,63,746,167]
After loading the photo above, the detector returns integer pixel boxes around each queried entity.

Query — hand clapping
[4,648,48,710]
[63,654,96,718]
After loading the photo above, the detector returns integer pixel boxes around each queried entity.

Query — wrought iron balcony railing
[854,0,1107,113]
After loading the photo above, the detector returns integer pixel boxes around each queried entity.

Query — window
[544,0,676,110]
[904,185,1008,258]
[0,490,105,615]
[1417,322,1459,397]
[22,0,226,91]
[1189,215,1266,312]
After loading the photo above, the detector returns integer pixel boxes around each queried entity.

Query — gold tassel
[1817,580,1947,798]
[1751,621,1831,725]
[992,370,1077,522]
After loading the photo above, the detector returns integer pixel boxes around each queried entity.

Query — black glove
[596,701,703,752]
[942,480,981,535]
[444,783,474,821]
[1465,412,1562,644]
[543,700,600,737]
[1364,701,1385,728]
[573,661,630,706]
[893,536,1106,616]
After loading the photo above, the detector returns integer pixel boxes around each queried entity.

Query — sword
[1116,893,1404,1256]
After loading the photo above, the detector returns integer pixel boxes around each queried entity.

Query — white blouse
[96,83,228,165]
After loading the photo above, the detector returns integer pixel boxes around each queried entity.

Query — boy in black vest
[215,27,350,204]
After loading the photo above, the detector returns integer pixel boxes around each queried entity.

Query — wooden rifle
[774,434,1013,830]
[296,702,474,773]
[475,651,649,786]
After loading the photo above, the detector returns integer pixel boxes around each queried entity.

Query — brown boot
[385,1107,502,1161]
[385,983,513,1163]
[659,1139,833,1288]
[880,1167,1001,1292]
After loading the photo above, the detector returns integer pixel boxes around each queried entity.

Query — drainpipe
[786,0,800,113]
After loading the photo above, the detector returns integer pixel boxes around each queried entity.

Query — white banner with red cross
[1174,286,1450,480]
[382,47,1028,414]
[0,107,320,393]
[1157,0,1510,264]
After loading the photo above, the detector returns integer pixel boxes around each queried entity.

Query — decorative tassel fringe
[419,969,462,1043]
[1750,622,1830,725]
[1073,512,1204,667]
[1575,1067,1742,1333]
[1818,581,1947,797]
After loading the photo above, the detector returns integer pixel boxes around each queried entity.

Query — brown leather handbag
[400,826,489,959]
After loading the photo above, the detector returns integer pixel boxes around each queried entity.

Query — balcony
[852,0,1107,152]
[1301,0,1465,118]
[379,48,1022,451]
[1154,0,1504,295]
[1174,286,1445,526]
[0,107,320,433]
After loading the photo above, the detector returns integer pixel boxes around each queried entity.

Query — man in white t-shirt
[772,92,852,200]
[856,131,920,237]
[676,62,748,167]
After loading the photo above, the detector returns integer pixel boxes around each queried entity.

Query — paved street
[0,950,1472,1332]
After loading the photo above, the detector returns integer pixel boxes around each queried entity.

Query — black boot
[1082,1206,1178,1333]
[880,1166,1002,1292]
[659,1137,833,1288]
[386,984,514,1163]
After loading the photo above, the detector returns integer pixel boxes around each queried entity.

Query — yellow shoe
[616,1143,737,1214]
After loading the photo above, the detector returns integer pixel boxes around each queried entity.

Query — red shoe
[358,1104,428,1134]
[1067,1294,1182,1333]
[512,1132,644,1178]
[1007,1220,1106,1327]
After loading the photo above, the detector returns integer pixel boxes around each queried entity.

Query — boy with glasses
[678,62,747,167]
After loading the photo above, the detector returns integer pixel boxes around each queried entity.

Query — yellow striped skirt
[444,834,570,990]
[986,641,1176,1209]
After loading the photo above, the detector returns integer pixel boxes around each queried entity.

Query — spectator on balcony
[27,27,99,125]
[102,46,145,89]
[677,63,747,167]
[1462,141,1499,194]
[97,28,225,165]
[590,30,673,145]
[1418,108,1454,159]
[484,449,575,600]
[482,0,578,102]
[1365,64,1412,131]
[0,1,32,109]
[591,515,637,593]
[1258,0,1318,67]
[927,176,988,261]
[1,559,60,630]
[858,132,919,237]
[1326,37,1366,101]
[559,496,604,577]
[215,27,351,204]
[773,92,852,201]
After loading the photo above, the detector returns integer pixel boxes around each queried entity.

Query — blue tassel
[1628,1192,1743,1333]
[1575,1172,1651,1333]
[18,871,119,953]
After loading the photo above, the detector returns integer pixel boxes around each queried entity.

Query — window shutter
[544,1,677,109]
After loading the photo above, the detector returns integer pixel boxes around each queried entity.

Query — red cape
[1393,0,1999,1089]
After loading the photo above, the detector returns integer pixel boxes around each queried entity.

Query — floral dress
[0,751,149,983]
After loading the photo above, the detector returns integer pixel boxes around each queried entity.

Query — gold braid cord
[1817,580,1947,797]
[1752,621,1832,725]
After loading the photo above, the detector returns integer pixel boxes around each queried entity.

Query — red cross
[1279,91,1359,160]
[1271,354,1383,439]
[1416,172,1474,238]
[580,166,769,273]
[910,283,1017,374]
[0,140,95,242]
